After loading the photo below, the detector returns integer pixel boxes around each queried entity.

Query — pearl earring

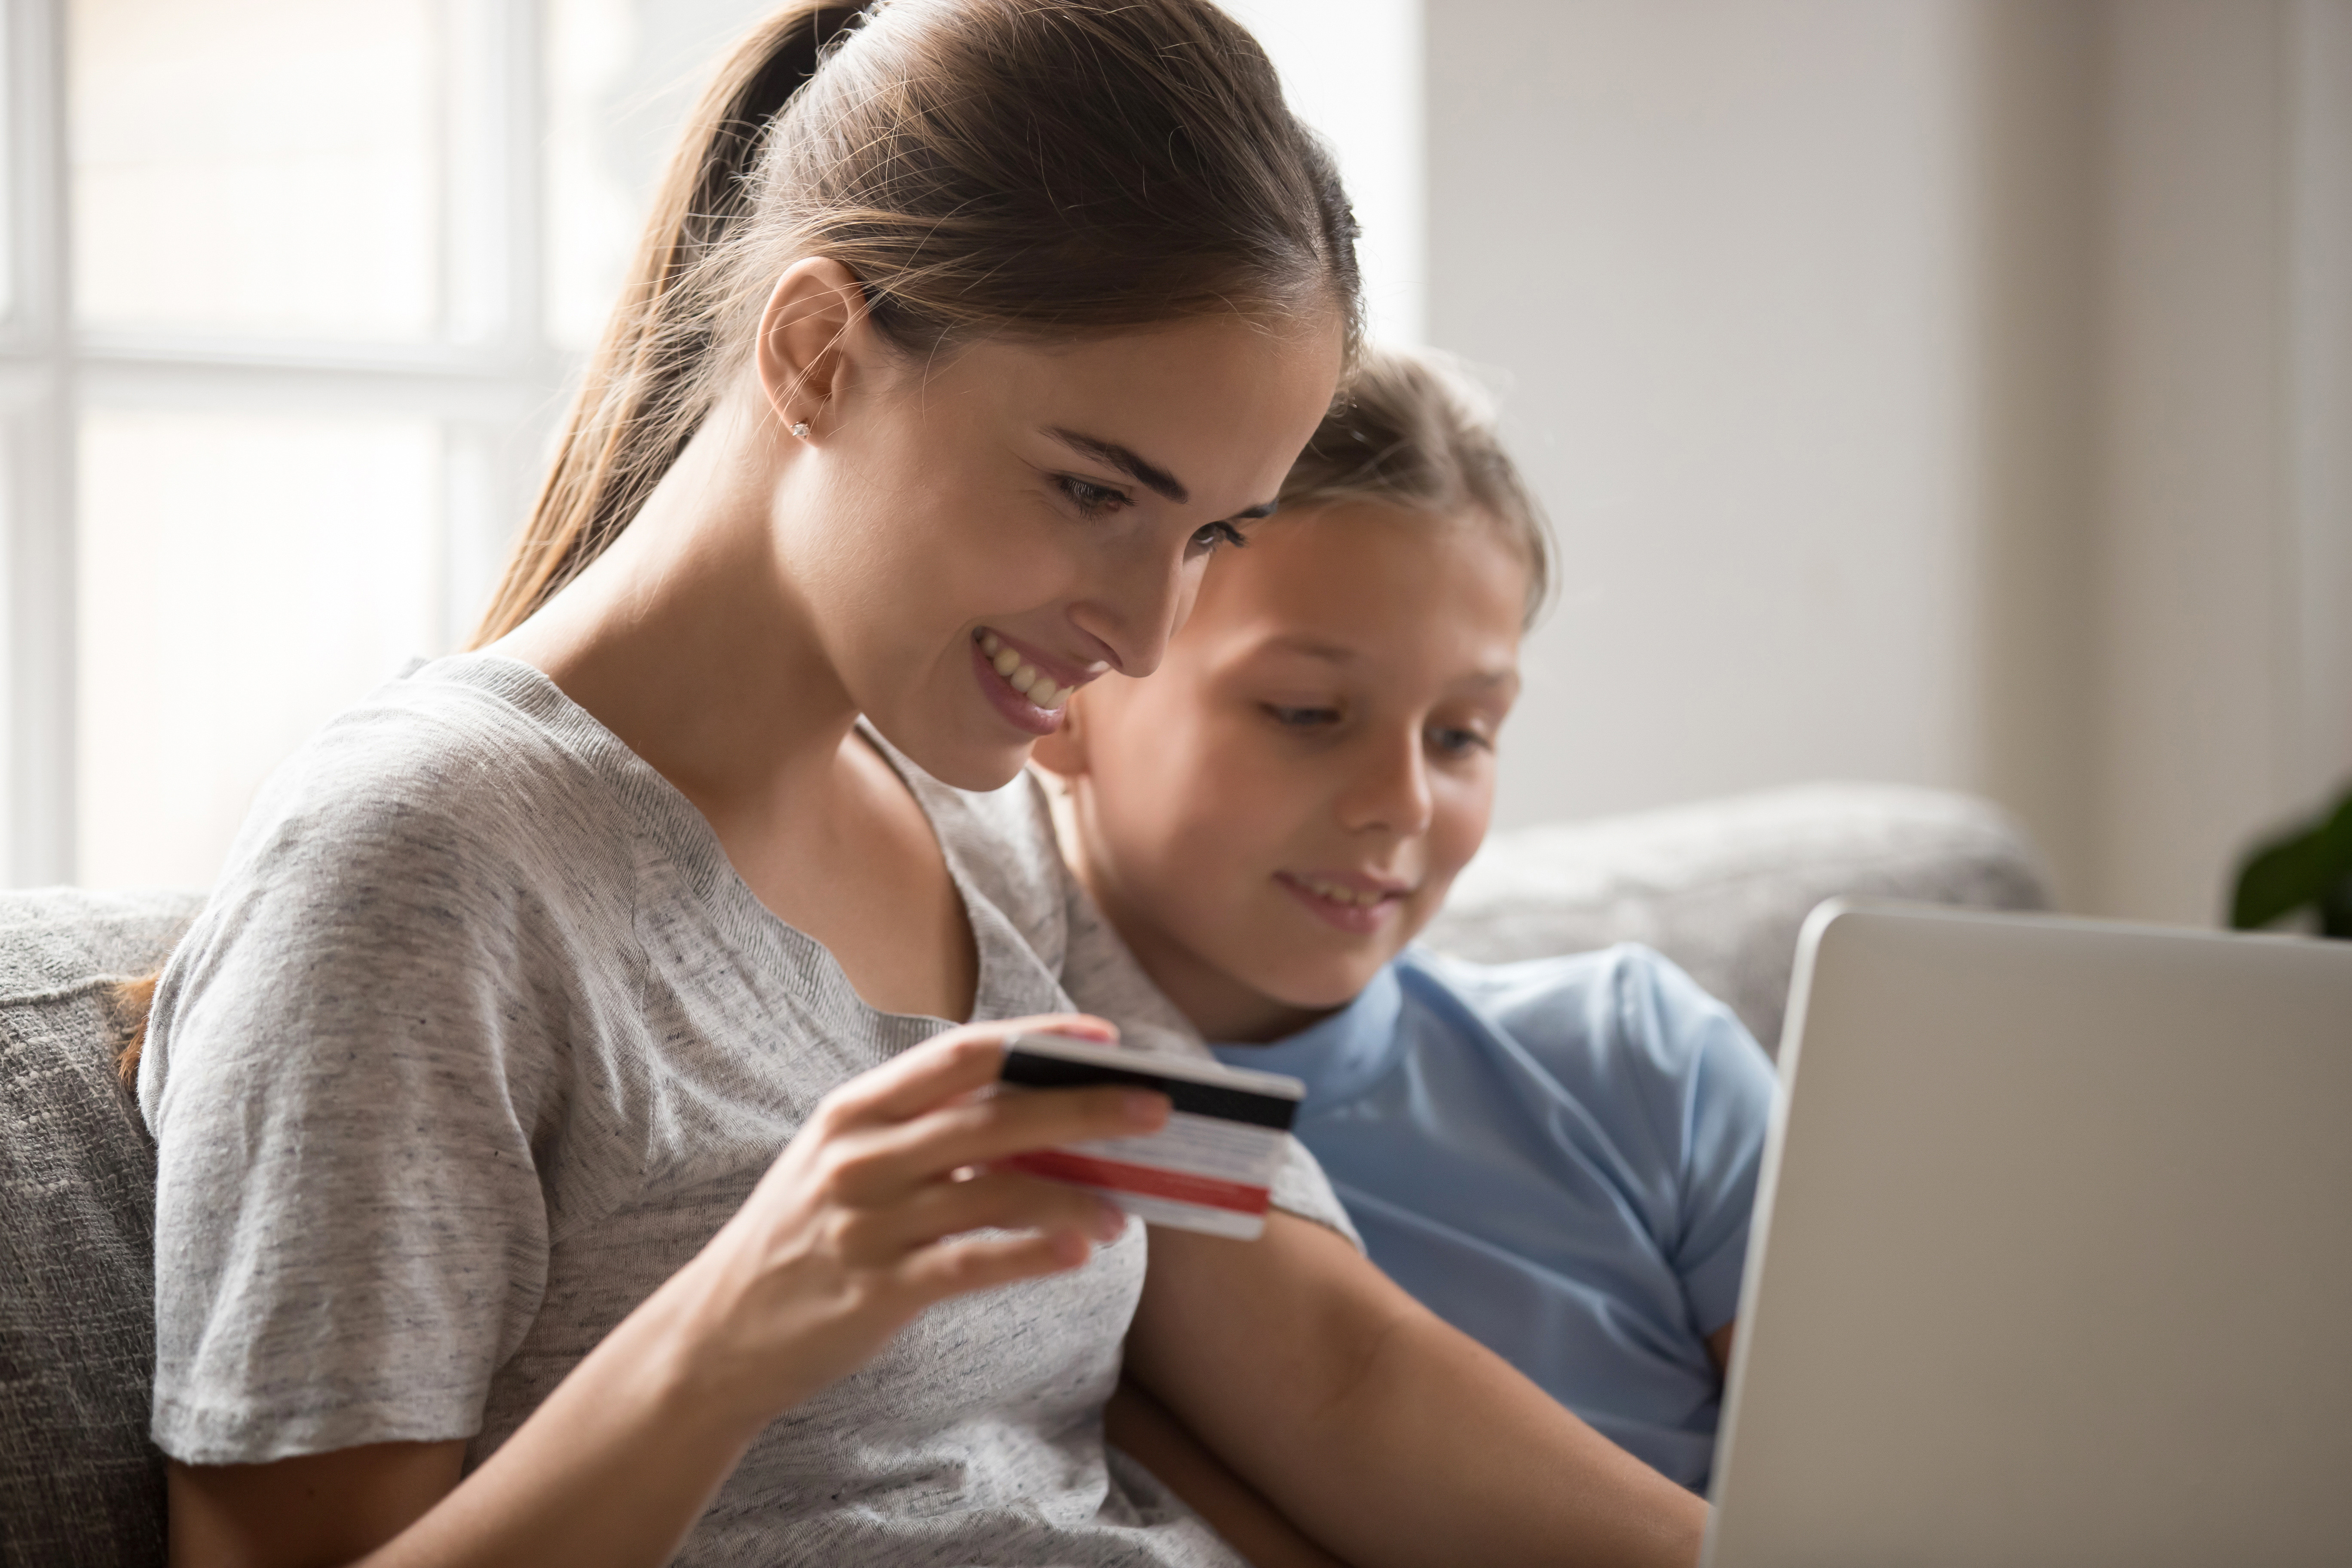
[790,421,810,439]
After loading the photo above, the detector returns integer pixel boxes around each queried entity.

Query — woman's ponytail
[472,0,1360,647]
[474,3,865,642]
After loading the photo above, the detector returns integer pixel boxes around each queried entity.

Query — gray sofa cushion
[0,888,200,1568]
[1424,784,2051,1054]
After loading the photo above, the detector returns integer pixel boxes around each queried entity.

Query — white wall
[1426,0,1981,832]
[2091,0,2352,921]
[1423,0,2352,925]
[1220,0,1424,345]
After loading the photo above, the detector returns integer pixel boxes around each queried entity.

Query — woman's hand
[167,1012,1166,1568]
[648,1011,1168,1431]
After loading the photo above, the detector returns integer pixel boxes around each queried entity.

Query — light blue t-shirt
[1210,944,1775,1490]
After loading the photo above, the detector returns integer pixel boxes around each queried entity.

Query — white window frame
[0,0,576,885]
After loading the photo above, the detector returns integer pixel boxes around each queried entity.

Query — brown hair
[1279,346,1553,625]
[472,0,1362,643]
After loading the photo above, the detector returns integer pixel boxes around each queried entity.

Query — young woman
[136,4,1708,1565]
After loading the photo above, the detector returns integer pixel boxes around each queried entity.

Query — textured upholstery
[0,888,200,1568]
[1424,783,2052,1054]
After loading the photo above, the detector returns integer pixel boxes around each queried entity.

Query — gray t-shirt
[140,653,1353,1566]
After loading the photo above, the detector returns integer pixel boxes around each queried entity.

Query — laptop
[1703,900,2352,1568]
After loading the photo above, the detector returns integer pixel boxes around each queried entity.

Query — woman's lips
[1274,871,1409,934]
[970,632,1073,737]
[974,630,1080,709]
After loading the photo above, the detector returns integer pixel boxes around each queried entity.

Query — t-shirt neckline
[413,650,1001,1031]
[1210,957,1409,1109]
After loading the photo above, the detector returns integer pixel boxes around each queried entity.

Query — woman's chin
[862,701,1041,794]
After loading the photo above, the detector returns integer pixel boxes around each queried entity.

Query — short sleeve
[1639,956,1777,1335]
[141,783,568,1464]
[1053,854,1363,1252]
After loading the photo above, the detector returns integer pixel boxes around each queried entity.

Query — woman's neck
[493,393,854,819]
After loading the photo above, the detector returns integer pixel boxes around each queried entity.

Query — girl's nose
[1336,729,1436,838]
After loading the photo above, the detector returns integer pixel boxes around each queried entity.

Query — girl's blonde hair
[473,0,1362,645]
[1280,346,1553,626]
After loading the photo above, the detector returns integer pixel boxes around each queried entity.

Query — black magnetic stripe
[1000,1051,1298,1131]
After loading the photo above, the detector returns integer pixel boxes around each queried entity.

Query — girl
[1052,350,1776,1514]
[138,5,1707,1565]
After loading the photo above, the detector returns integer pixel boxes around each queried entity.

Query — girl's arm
[1103,1378,1351,1568]
[1127,1213,1709,1568]
[167,1016,1163,1568]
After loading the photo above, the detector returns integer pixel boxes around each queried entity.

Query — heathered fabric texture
[139,653,1351,1567]
[0,887,200,1568]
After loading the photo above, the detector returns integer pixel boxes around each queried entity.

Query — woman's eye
[1188,520,1248,554]
[1057,475,1131,518]
[1264,704,1341,729]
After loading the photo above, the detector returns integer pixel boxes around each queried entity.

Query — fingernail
[1092,1201,1128,1241]
[1123,1090,1169,1127]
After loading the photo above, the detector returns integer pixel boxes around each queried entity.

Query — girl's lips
[970,634,1068,737]
[1274,871,1407,935]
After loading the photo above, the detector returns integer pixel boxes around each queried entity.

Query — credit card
[995,1032,1306,1240]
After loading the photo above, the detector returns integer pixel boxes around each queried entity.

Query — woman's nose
[1336,730,1435,837]
[1066,545,1192,678]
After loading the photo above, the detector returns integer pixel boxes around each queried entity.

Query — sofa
[0,782,2047,1564]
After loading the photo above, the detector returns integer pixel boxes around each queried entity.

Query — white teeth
[981,637,1069,707]
[1301,877,1386,908]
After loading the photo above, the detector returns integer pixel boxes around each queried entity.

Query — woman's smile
[970,628,1095,735]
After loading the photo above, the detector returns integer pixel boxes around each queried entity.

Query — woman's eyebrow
[1047,428,1188,504]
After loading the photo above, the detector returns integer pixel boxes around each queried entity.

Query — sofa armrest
[0,886,202,1566]
[1421,784,2051,1054]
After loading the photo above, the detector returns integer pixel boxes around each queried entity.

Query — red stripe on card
[1005,1150,1273,1215]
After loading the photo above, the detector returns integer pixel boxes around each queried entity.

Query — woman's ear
[754,256,870,436]
[1031,691,1090,778]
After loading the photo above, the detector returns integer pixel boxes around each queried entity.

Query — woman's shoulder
[143,657,647,1124]
[152,656,652,1060]
[225,654,649,889]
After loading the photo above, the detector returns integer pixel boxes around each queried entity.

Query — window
[0,0,771,888]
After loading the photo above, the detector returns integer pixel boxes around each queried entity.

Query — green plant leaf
[2231,787,2352,931]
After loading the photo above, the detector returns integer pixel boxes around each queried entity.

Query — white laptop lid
[1704,901,2352,1568]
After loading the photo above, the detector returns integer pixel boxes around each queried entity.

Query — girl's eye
[1430,725,1492,757]
[1188,520,1248,554]
[1057,475,1132,518]
[1264,704,1341,729]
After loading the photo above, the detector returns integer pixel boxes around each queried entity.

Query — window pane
[544,0,637,352]
[544,0,770,350]
[77,411,441,888]
[70,0,442,340]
